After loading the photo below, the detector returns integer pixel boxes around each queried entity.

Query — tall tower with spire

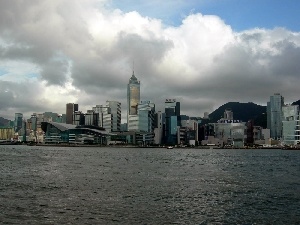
[127,70,140,131]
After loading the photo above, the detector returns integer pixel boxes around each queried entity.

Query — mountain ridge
[0,117,12,127]
[1,100,300,129]
[208,102,267,127]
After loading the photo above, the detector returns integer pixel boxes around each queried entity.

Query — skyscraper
[14,113,23,132]
[138,100,155,132]
[164,99,180,144]
[92,105,108,127]
[66,103,78,124]
[106,101,121,132]
[282,104,300,145]
[85,110,99,127]
[154,111,164,145]
[127,72,140,131]
[267,93,284,140]
[92,101,121,132]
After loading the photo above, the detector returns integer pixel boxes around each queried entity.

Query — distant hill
[0,117,11,127]
[292,100,300,106]
[208,102,267,128]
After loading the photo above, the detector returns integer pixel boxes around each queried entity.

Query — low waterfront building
[41,122,112,145]
[201,136,223,147]
[212,120,246,147]
[202,109,246,148]
[0,127,14,141]
[110,131,154,146]
[180,118,200,145]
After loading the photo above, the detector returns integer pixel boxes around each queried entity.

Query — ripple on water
[0,146,299,224]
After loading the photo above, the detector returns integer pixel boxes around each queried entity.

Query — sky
[0,0,300,121]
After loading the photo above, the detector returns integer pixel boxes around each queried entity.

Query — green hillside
[208,102,267,127]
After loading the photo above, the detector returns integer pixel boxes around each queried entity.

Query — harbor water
[0,145,299,224]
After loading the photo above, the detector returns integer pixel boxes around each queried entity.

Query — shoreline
[0,142,298,150]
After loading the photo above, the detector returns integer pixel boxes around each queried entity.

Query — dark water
[0,146,299,225]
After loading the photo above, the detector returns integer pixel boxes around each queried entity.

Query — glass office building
[267,93,284,139]
[14,113,23,133]
[92,101,121,132]
[127,115,139,131]
[138,101,155,132]
[282,105,300,146]
[164,99,180,145]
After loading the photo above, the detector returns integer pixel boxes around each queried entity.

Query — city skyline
[0,1,300,121]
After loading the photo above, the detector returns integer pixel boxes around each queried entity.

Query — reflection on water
[0,146,299,224]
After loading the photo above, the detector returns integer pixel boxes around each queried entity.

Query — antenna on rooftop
[132,60,135,75]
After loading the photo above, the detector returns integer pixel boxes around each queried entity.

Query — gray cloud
[40,57,70,86]
[116,32,173,63]
[0,1,300,121]
[71,31,173,102]
[0,80,55,119]
[270,41,300,77]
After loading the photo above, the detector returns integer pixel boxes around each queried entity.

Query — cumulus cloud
[0,0,299,121]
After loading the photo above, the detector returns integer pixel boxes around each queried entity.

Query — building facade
[91,101,121,132]
[85,110,99,127]
[213,120,246,147]
[92,105,107,127]
[41,122,110,145]
[267,93,284,140]
[103,101,121,131]
[138,100,155,132]
[282,104,300,146]
[154,111,164,145]
[201,109,246,147]
[180,118,200,145]
[164,99,180,145]
[14,113,23,132]
[127,72,140,131]
[73,111,85,126]
[66,103,78,124]
[0,128,14,141]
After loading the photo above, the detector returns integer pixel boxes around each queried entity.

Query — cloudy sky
[0,0,299,121]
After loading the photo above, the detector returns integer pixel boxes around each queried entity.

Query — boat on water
[166,146,173,149]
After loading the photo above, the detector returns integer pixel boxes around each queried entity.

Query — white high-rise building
[92,101,121,132]
[107,101,121,132]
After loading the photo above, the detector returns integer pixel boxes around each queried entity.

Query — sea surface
[0,145,299,225]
